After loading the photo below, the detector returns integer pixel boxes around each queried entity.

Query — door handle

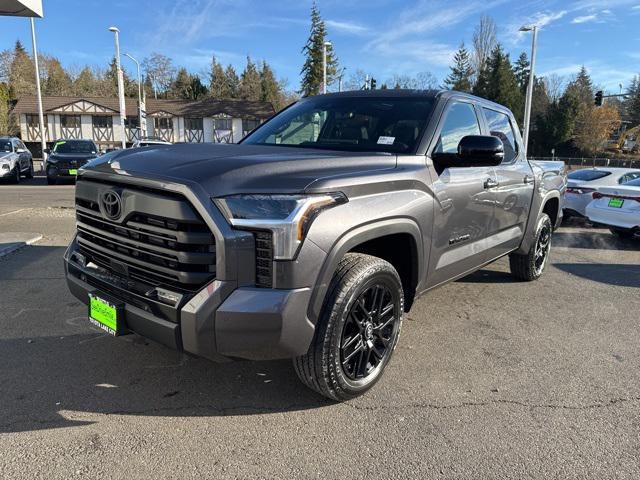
[524,175,535,185]
[483,178,499,189]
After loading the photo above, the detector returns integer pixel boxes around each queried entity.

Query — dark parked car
[45,139,99,185]
[0,137,33,183]
[64,90,566,400]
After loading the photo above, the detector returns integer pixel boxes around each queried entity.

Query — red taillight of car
[592,192,603,199]
[567,187,595,194]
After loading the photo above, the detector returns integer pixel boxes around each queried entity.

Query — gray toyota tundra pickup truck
[64,90,566,401]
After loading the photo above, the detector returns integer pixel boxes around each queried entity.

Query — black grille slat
[254,231,273,288]
[75,181,216,290]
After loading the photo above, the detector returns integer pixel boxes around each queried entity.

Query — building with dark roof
[12,95,275,156]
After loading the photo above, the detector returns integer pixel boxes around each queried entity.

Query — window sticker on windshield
[377,136,395,145]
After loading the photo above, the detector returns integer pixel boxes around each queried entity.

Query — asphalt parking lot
[0,178,639,479]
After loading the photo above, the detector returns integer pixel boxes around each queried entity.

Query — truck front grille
[75,180,216,291]
[254,231,273,288]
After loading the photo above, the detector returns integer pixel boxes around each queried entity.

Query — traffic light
[370,78,377,90]
[594,90,603,106]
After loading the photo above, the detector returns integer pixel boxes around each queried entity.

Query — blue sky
[1,0,638,94]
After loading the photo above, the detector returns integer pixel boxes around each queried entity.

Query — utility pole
[322,41,332,94]
[29,18,47,165]
[520,24,538,159]
[123,53,144,139]
[109,27,127,149]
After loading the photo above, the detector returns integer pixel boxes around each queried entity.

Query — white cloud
[572,14,598,23]
[326,20,369,35]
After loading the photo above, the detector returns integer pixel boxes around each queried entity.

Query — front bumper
[64,238,315,361]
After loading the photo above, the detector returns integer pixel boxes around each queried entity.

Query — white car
[0,137,34,183]
[564,167,640,218]
[586,177,640,239]
[131,138,172,148]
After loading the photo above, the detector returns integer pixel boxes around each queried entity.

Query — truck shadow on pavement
[0,247,332,434]
[0,332,332,433]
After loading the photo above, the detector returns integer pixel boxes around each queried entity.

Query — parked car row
[564,167,640,239]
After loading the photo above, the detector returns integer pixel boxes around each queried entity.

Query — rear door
[426,100,497,287]
[481,107,534,260]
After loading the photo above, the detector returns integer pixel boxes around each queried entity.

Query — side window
[483,108,518,163]
[434,102,481,154]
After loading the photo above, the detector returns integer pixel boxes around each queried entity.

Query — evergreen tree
[43,57,73,95]
[481,44,524,122]
[73,67,97,96]
[260,61,283,109]
[9,40,35,98]
[209,56,230,99]
[444,43,473,92]
[299,1,338,96]
[171,67,192,99]
[626,76,640,127]
[472,65,491,98]
[239,56,261,101]
[513,52,530,95]
[104,57,137,97]
[565,66,594,106]
[224,65,240,99]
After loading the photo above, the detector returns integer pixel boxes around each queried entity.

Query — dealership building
[12,95,275,156]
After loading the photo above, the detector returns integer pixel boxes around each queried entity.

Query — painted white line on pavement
[0,208,25,217]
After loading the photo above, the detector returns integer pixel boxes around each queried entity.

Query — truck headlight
[213,193,347,260]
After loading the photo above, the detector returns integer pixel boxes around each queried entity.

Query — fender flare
[516,190,562,255]
[307,217,424,323]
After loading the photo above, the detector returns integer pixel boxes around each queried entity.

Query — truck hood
[0,152,14,160]
[82,143,396,196]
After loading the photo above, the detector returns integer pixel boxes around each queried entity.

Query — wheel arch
[308,218,424,323]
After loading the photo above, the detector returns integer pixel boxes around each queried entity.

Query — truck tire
[509,213,552,281]
[293,253,404,401]
[609,227,635,239]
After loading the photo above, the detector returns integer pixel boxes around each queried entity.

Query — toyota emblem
[101,190,122,220]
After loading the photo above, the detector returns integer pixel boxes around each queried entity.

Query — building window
[92,116,111,128]
[214,117,232,131]
[125,117,140,128]
[61,115,81,128]
[242,118,259,133]
[154,117,172,129]
[26,114,40,126]
[185,118,203,130]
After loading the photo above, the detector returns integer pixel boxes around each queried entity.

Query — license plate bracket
[608,197,624,208]
[88,293,126,336]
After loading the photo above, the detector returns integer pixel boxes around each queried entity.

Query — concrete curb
[0,233,43,258]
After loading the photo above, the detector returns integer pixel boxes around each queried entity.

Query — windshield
[0,140,12,153]
[568,169,611,181]
[243,96,435,154]
[52,140,96,154]
[624,178,640,187]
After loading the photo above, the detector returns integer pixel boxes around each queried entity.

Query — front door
[426,100,497,288]
[481,107,534,260]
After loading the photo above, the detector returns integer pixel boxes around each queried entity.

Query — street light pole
[109,27,127,149]
[29,17,47,165]
[322,41,332,94]
[123,53,143,139]
[520,25,538,159]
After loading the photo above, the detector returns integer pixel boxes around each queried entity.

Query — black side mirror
[432,135,504,168]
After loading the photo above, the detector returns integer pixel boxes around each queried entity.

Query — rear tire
[293,253,404,401]
[10,166,20,184]
[609,227,636,239]
[25,160,34,179]
[509,213,552,281]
